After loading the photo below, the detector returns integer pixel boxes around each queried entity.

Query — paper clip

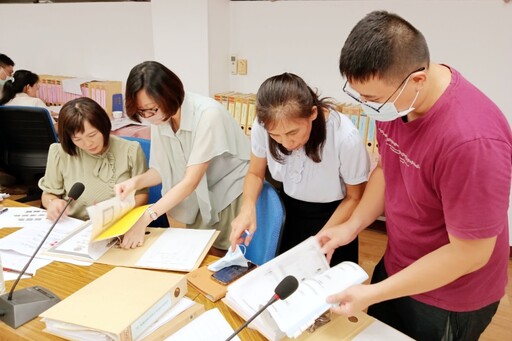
[108,236,122,248]
[306,311,332,333]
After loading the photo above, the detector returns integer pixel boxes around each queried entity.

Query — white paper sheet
[45,222,113,262]
[268,262,369,338]
[165,308,239,341]
[135,228,216,272]
[0,250,53,276]
[111,117,148,131]
[0,207,49,228]
[223,237,336,341]
[3,271,30,281]
[0,216,86,256]
[137,297,195,340]
[352,319,414,340]
[61,78,95,95]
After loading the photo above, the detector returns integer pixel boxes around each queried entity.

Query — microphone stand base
[0,286,60,329]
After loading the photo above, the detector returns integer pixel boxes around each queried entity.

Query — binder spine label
[130,292,172,339]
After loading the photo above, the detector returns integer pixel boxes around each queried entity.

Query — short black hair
[58,97,112,156]
[339,11,430,85]
[0,54,14,68]
[125,61,185,123]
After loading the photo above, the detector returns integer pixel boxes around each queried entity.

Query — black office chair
[0,106,58,202]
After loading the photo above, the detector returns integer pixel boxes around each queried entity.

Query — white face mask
[361,76,420,122]
[207,244,250,271]
[0,76,14,86]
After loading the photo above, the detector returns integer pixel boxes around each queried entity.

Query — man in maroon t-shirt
[317,11,511,341]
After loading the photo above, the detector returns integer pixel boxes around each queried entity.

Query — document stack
[45,194,219,272]
[40,267,204,341]
[37,74,123,117]
[223,237,369,341]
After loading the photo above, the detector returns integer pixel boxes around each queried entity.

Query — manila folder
[40,267,188,341]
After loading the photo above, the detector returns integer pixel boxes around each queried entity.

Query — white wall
[151,0,210,94]
[207,0,230,96]
[0,2,154,83]
[151,0,230,96]
[1,0,511,244]
[229,0,512,120]
[229,0,512,245]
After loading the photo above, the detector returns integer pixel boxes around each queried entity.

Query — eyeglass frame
[136,107,159,119]
[342,66,426,112]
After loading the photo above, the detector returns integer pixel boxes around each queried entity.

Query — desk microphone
[225,275,299,341]
[0,182,85,328]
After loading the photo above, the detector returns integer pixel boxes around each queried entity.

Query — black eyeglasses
[343,66,425,112]
[137,107,159,118]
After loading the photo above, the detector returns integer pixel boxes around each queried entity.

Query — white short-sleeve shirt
[5,93,56,123]
[252,110,370,202]
[149,92,250,225]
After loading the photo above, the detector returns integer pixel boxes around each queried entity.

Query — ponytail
[0,78,16,105]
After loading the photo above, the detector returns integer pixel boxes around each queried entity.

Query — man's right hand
[316,221,359,263]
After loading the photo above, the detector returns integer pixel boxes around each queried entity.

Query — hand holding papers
[223,237,369,340]
[46,192,219,272]
[87,190,143,242]
[46,192,148,261]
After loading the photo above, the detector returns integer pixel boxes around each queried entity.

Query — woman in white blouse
[0,70,57,124]
[116,61,250,254]
[230,73,370,265]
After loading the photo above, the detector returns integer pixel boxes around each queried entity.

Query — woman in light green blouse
[38,97,148,221]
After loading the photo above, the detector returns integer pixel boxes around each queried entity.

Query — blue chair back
[245,181,285,266]
[121,136,168,226]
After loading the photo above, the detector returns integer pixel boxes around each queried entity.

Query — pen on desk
[0,207,8,215]
[2,267,34,277]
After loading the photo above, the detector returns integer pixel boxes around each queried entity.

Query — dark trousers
[278,191,358,266]
[368,258,500,341]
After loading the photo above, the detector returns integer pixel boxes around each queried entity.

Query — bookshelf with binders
[37,74,123,118]
[336,103,380,166]
[214,91,256,136]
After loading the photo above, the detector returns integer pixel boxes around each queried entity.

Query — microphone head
[274,275,299,300]
[68,182,85,200]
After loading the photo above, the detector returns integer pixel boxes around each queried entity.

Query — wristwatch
[146,206,158,221]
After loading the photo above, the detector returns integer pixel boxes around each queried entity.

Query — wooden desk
[1,200,408,341]
[0,199,265,341]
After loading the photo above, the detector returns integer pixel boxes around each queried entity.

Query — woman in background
[230,73,370,265]
[39,97,148,221]
[0,70,57,123]
[0,53,15,98]
[115,61,250,253]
